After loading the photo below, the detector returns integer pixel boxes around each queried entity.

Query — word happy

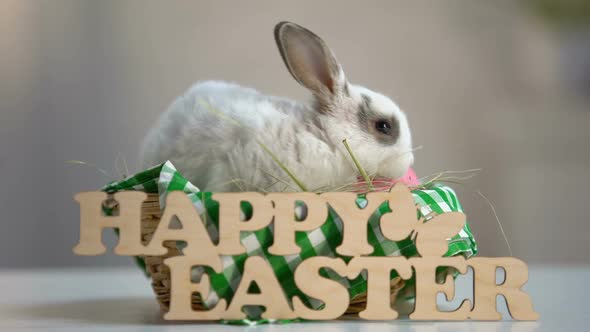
[73,184,538,321]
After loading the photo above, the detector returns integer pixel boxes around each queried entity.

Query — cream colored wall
[1,0,588,266]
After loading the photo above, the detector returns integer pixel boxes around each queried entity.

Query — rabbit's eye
[374,120,392,135]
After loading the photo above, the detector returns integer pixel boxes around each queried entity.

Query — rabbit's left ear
[274,22,346,97]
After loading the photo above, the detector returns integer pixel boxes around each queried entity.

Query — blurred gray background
[1,0,589,268]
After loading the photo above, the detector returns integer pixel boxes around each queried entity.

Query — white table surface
[0,264,587,331]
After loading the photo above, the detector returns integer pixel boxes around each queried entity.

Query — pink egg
[355,167,420,193]
[397,167,420,186]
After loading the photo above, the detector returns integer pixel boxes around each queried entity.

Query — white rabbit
[140,22,414,192]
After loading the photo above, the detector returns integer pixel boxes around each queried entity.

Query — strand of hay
[342,138,374,191]
[476,190,513,257]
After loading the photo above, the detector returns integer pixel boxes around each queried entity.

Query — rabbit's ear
[274,22,346,97]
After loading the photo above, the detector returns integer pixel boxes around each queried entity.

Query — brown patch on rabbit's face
[317,86,404,145]
[357,93,400,145]
[318,84,414,179]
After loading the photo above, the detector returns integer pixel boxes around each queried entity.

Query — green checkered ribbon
[103,161,477,324]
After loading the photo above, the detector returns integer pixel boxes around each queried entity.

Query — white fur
[140,23,413,192]
[141,81,413,192]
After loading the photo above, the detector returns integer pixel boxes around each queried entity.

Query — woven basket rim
[113,192,406,316]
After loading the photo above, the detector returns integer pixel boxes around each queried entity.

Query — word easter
[73,184,538,321]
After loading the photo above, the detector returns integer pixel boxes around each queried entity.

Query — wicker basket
[112,192,406,316]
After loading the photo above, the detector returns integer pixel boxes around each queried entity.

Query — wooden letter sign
[73,184,538,321]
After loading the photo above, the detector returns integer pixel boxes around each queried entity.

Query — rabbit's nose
[377,152,413,181]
